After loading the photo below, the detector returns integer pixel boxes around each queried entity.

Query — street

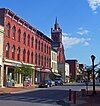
[0,85,100,106]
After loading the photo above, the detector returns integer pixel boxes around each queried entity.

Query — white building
[0,25,4,87]
[65,63,70,82]
[51,49,58,73]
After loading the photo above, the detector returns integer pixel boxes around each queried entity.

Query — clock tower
[51,18,65,63]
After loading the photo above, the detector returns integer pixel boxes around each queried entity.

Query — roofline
[0,8,52,42]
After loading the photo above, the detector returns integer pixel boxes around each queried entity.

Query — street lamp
[91,55,96,95]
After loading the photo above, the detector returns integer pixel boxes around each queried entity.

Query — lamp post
[91,55,96,95]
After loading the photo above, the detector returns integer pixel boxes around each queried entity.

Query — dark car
[54,78,63,86]
[38,80,53,88]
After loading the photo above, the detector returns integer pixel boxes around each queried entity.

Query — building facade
[65,60,79,81]
[51,18,65,80]
[65,63,70,82]
[51,18,65,63]
[0,8,51,87]
[51,49,58,73]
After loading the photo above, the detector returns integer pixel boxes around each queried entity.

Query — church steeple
[51,17,62,44]
[54,17,60,30]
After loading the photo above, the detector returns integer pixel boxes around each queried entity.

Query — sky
[0,0,100,65]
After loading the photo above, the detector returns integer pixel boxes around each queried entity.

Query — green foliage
[15,63,34,79]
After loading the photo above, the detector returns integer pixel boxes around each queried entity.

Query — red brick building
[65,60,79,81]
[0,8,51,87]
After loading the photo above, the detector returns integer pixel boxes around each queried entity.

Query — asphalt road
[0,86,69,106]
[0,85,99,106]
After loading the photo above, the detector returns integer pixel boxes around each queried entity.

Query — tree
[85,62,100,81]
[85,66,92,81]
[15,63,34,85]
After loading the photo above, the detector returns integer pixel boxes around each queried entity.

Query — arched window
[27,50,30,63]
[35,39,37,50]
[23,49,26,62]
[38,40,40,51]
[38,54,40,66]
[17,47,20,61]
[27,34,30,46]
[18,29,21,42]
[41,42,43,52]
[6,23,10,37]
[31,52,33,64]
[6,43,10,58]
[31,37,34,48]
[12,45,15,59]
[41,55,43,66]
[35,53,37,65]
[12,26,16,39]
[47,45,48,54]
[44,44,46,53]
[23,32,26,44]
[44,56,46,66]
[49,47,51,55]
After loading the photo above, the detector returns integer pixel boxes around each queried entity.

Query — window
[12,26,16,39]
[41,42,43,52]
[49,47,51,55]
[47,45,48,54]
[35,39,37,50]
[38,40,40,51]
[31,37,34,48]
[44,44,46,53]
[31,52,33,64]
[38,54,40,66]
[23,49,26,62]
[35,53,37,65]
[27,50,30,63]
[27,34,30,46]
[12,45,15,59]
[18,29,21,42]
[17,47,20,61]
[44,56,46,66]
[23,32,26,44]
[6,43,10,58]
[41,56,43,66]
[6,23,10,37]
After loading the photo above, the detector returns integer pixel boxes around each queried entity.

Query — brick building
[65,60,79,81]
[0,8,51,87]
[51,18,65,63]
[51,18,65,81]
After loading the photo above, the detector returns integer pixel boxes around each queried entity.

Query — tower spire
[54,17,59,30]
[55,17,58,25]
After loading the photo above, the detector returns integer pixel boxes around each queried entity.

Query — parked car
[54,78,63,86]
[38,80,55,88]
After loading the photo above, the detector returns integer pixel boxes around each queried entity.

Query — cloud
[62,33,91,48]
[87,0,100,12]
[77,28,89,36]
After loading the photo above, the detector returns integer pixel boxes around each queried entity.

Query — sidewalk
[0,85,36,94]
[70,90,100,106]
